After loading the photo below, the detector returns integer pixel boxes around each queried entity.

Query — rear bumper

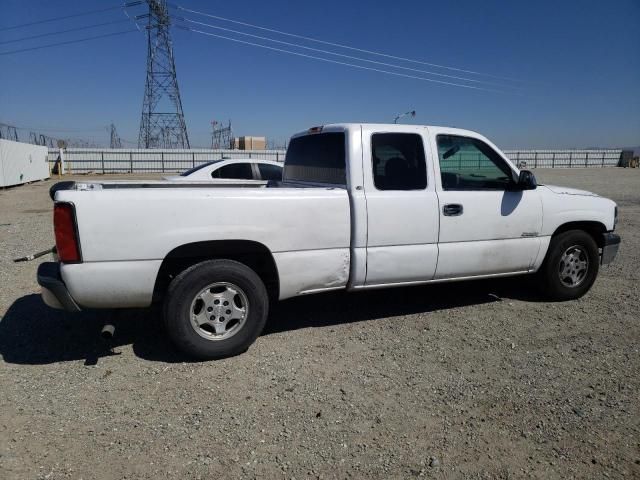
[37,262,81,312]
[601,233,621,265]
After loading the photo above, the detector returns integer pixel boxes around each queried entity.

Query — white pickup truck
[38,124,620,359]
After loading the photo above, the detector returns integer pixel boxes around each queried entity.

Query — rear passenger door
[362,126,439,285]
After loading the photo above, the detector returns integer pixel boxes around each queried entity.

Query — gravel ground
[0,168,638,479]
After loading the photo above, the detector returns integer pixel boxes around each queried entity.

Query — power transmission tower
[109,123,122,148]
[211,120,233,149]
[137,0,189,149]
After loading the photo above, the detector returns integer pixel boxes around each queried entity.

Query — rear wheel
[538,230,599,301]
[164,259,269,359]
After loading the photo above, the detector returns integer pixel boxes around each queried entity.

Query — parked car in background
[164,158,283,182]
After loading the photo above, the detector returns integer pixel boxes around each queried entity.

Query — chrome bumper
[601,233,621,265]
[37,262,81,312]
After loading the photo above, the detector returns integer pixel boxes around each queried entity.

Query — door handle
[443,203,463,216]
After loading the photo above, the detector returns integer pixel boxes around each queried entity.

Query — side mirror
[516,170,537,190]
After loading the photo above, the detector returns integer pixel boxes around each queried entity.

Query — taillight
[54,203,81,263]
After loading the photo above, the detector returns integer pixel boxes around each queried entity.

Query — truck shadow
[265,278,539,335]
[0,278,542,365]
[0,295,175,365]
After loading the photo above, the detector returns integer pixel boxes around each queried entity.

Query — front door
[432,132,542,279]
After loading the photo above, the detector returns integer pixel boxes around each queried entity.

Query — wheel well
[153,240,279,302]
[552,221,606,248]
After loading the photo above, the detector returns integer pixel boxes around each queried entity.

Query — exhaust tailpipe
[101,324,115,340]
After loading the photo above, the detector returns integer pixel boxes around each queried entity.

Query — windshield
[180,160,222,177]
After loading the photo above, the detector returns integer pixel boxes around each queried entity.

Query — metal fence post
[601,151,605,167]
[101,151,105,174]
[568,151,572,168]
[161,151,165,172]
[60,148,66,175]
[585,152,589,168]
[129,151,133,173]
[192,152,195,168]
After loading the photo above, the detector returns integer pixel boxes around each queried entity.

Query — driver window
[437,135,515,190]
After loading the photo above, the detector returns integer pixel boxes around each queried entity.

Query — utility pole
[138,0,190,149]
[109,123,122,148]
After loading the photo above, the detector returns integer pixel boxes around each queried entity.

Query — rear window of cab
[284,132,346,185]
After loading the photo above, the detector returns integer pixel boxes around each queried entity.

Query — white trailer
[0,139,49,187]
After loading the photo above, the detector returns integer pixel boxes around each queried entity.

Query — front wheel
[164,259,269,359]
[538,230,599,301]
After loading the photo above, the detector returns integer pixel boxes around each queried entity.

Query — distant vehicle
[164,159,283,182]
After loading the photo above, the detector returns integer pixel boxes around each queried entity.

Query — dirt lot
[0,169,638,479]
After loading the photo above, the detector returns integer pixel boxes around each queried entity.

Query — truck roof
[291,123,482,139]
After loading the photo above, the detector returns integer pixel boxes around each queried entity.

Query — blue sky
[1,0,639,149]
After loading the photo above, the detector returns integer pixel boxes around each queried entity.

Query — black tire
[538,229,599,301]
[163,259,269,359]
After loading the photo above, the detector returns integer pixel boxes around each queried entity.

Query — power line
[123,3,144,32]
[176,5,520,83]
[0,29,139,56]
[8,124,108,133]
[0,19,132,45]
[180,26,510,93]
[0,4,142,32]
[178,16,516,89]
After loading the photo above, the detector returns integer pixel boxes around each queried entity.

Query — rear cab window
[284,132,346,185]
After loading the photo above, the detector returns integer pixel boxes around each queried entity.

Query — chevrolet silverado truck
[38,124,621,359]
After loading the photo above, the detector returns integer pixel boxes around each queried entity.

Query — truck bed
[54,181,352,306]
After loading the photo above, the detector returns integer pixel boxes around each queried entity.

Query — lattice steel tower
[211,120,233,149]
[138,0,190,148]
[110,123,122,148]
